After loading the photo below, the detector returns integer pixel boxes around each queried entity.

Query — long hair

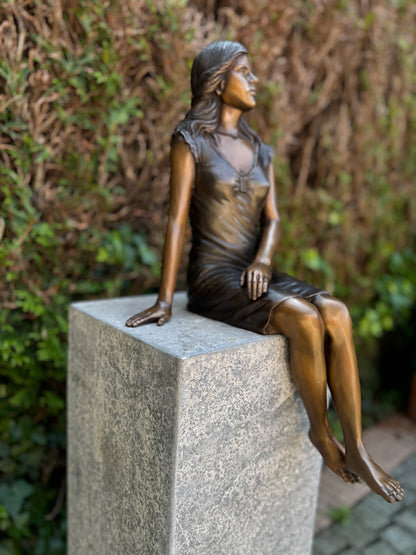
[175,41,260,146]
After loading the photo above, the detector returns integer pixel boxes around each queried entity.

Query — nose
[250,72,258,84]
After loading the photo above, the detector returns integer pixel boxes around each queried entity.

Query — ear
[216,79,225,96]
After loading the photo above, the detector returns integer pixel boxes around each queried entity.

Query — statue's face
[220,54,257,111]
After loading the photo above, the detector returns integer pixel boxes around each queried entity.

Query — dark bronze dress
[176,129,325,335]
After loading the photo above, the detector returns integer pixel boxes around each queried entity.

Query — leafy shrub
[355,247,416,340]
[0,0,415,552]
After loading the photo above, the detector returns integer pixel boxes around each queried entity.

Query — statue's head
[190,41,248,105]
[176,41,258,142]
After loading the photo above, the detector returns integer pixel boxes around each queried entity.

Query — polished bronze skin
[126,42,403,503]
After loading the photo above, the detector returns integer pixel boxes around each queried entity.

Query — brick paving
[313,452,416,555]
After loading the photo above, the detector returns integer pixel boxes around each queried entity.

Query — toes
[381,480,404,502]
[381,485,395,502]
[336,469,348,481]
[392,484,404,501]
[342,470,361,484]
[388,479,404,499]
[334,466,363,485]
[335,468,355,483]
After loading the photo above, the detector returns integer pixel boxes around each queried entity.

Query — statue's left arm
[240,162,281,300]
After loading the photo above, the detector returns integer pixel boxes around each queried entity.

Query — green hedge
[0,0,415,552]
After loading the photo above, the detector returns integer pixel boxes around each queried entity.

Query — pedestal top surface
[71,292,280,360]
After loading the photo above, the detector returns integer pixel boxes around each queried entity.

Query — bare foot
[309,430,360,483]
[345,444,404,503]
[329,435,362,483]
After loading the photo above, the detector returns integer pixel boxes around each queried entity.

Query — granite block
[68,293,322,554]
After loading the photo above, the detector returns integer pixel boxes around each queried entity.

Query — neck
[218,104,242,137]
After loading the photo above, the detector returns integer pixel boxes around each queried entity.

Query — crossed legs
[270,294,403,502]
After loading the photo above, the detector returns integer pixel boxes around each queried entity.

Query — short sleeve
[172,128,200,163]
[261,142,274,168]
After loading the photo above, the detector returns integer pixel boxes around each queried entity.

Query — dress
[176,129,325,335]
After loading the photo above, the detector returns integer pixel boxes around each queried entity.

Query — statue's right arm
[125,137,195,327]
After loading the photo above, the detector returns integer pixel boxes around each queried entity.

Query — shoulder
[172,125,202,163]
[170,135,197,180]
[258,140,274,168]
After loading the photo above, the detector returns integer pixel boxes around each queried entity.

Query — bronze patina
[126,41,403,503]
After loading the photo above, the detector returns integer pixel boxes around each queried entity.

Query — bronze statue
[126,41,403,503]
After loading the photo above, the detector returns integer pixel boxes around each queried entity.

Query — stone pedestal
[68,292,322,555]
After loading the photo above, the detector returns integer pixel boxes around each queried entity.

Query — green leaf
[0,480,33,519]
[330,506,350,526]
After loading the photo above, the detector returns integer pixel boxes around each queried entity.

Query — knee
[297,305,325,339]
[275,298,324,341]
[318,297,352,339]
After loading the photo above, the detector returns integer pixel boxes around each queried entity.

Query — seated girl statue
[126,41,403,503]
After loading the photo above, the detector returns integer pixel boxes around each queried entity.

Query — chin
[247,94,256,108]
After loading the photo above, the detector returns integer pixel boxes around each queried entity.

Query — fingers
[248,271,253,299]
[247,271,265,300]
[241,265,271,300]
[157,314,171,326]
[125,311,157,327]
[256,274,263,299]
[251,272,260,300]
[244,272,269,300]
[126,302,171,328]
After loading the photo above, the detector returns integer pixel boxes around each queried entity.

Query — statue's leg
[270,297,354,482]
[313,295,404,502]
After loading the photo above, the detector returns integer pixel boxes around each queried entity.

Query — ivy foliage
[0,0,415,552]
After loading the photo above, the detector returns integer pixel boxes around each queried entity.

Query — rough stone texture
[68,292,322,555]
